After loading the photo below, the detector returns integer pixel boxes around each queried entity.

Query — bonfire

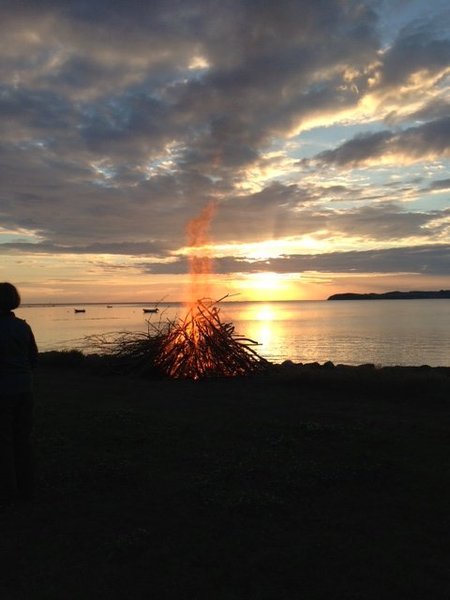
[84,297,269,380]
[87,203,270,379]
[154,297,269,379]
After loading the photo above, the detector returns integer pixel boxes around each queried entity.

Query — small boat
[107,305,113,308]
[143,308,159,314]
[74,308,86,313]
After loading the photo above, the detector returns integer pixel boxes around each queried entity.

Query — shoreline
[328,289,450,300]
[38,349,450,374]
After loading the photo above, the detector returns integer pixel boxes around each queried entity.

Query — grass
[1,356,449,599]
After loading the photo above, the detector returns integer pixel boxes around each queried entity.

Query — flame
[154,201,267,379]
[185,201,216,307]
[168,201,217,371]
[155,297,267,379]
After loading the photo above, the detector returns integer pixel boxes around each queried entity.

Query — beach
[1,355,449,599]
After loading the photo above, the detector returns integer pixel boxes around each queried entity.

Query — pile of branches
[154,298,270,379]
[83,322,169,377]
[83,298,270,380]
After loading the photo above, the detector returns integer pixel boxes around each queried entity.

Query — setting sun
[252,272,283,291]
[0,0,448,306]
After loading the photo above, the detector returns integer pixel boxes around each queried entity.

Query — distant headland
[328,290,450,301]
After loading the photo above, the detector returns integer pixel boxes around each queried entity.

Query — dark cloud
[0,0,449,287]
[378,28,450,89]
[213,199,450,246]
[233,244,450,276]
[427,178,450,191]
[0,87,76,141]
[1,163,447,252]
[0,0,382,172]
[80,95,174,157]
[311,130,393,167]
[138,244,450,277]
[327,203,445,240]
[0,240,168,257]
[311,117,450,167]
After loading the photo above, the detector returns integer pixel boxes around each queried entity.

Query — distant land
[328,290,450,301]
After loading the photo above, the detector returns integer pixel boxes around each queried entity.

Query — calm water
[17,300,450,367]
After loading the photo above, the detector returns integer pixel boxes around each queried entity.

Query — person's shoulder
[10,314,32,329]
[19,318,34,332]
[0,312,31,328]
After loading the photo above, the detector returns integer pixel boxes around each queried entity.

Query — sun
[252,272,283,290]
[238,272,297,301]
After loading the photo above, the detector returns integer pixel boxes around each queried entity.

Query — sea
[17,299,450,367]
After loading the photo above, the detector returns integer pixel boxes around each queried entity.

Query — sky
[0,0,449,303]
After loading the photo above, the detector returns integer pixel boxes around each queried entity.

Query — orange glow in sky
[0,1,449,303]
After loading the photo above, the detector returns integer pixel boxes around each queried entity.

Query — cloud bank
[0,0,449,298]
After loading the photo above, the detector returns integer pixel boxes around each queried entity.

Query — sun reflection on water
[238,303,286,360]
[254,305,276,322]
[237,302,285,322]
[253,322,273,349]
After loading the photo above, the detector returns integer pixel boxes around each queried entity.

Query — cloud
[385,99,450,126]
[0,240,168,257]
[0,0,381,168]
[427,178,450,191]
[310,117,450,167]
[137,244,450,277]
[326,204,450,241]
[1,166,448,254]
[378,26,450,90]
[236,244,450,276]
[0,0,449,297]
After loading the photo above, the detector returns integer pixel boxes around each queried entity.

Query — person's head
[0,282,21,311]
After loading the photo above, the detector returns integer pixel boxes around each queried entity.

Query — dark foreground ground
[1,355,450,600]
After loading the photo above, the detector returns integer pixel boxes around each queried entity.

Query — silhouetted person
[0,283,38,505]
